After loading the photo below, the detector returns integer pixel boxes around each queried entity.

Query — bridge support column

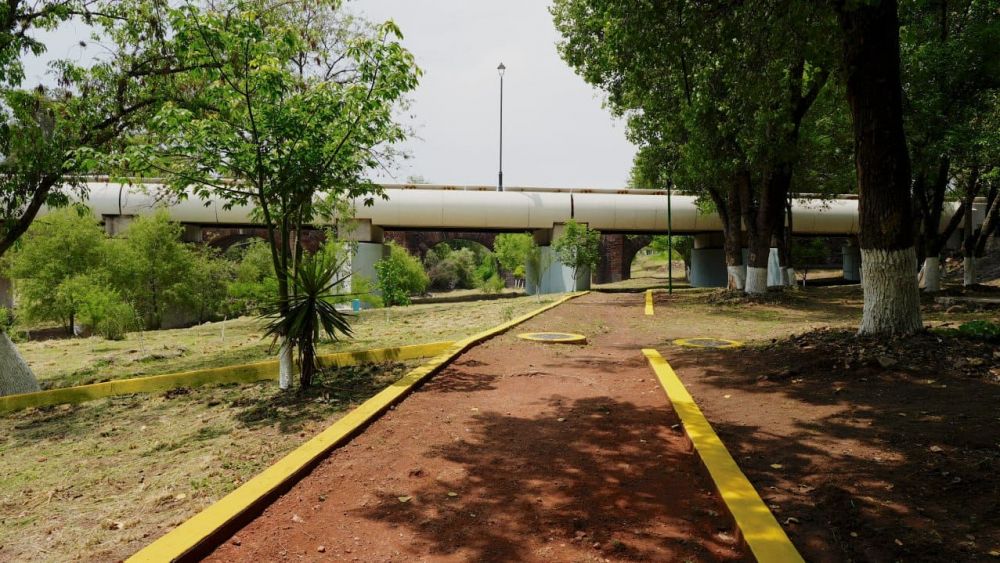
[341,220,388,292]
[181,224,203,243]
[526,225,590,295]
[689,234,729,288]
[843,240,862,282]
[104,215,134,236]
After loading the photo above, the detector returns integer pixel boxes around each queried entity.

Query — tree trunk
[710,186,746,290]
[837,0,922,335]
[961,166,980,287]
[0,331,39,396]
[923,256,942,292]
[278,338,293,390]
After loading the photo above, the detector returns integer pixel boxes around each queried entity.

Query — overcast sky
[24,1,637,188]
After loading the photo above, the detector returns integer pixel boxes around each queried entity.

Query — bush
[425,245,477,290]
[387,243,429,296]
[375,254,412,307]
[59,274,138,340]
[226,239,279,316]
[479,273,505,293]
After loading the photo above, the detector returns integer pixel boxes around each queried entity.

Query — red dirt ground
[206,293,749,562]
[671,329,1000,562]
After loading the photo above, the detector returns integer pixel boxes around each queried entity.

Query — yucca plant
[262,250,354,389]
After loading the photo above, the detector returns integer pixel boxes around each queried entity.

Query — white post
[963,256,976,286]
[923,256,941,292]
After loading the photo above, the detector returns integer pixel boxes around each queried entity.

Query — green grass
[20,296,551,389]
[1,295,554,562]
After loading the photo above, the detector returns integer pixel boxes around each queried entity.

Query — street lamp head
[497,62,506,77]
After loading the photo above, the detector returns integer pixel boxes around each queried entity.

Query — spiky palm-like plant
[263,251,353,389]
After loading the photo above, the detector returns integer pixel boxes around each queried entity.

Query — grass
[1,295,554,562]
[19,296,551,389]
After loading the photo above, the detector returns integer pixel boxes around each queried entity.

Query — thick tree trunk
[837,0,922,335]
[0,332,39,396]
[963,256,976,286]
[711,186,746,290]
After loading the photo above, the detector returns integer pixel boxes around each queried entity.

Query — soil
[206,293,749,562]
[672,327,1000,562]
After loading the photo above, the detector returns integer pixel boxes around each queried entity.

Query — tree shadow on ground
[354,396,749,562]
[667,338,1000,563]
[233,361,411,433]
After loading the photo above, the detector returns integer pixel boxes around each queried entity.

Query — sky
[23,1,638,188]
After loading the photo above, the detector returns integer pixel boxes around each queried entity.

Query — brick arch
[596,234,653,283]
[202,227,325,253]
[384,231,498,260]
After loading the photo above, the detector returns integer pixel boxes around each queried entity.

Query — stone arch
[596,234,652,283]
[384,231,498,261]
[202,227,326,254]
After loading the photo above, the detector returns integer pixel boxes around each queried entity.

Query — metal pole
[498,70,504,192]
[667,180,673,294]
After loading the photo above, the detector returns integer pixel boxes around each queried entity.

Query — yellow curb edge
[642,349,804,563]
[1,341,456,415]
[128,291,587,562]
[645,289,654,316]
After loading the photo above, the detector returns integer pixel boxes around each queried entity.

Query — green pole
[667,180,673,294]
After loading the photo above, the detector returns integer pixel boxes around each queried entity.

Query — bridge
[53,182,978,293]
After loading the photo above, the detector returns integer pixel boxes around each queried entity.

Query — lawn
[0,296,553,563]
[19,296,551,389]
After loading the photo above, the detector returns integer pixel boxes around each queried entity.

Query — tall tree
[553,0,835,294]
[834,0,923,334]
[117,0,419,389]
[0,0,178,396]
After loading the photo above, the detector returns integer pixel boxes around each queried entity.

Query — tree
[375,243,428,306]
[0,0,181,395]
[494,233,533,286]
[186,247,235,324]
[263,249,352,388]
[553,220,600,285]
[553,0,836,294]
[116,0,419,389]
[105,210,195,330]
[524,240,552,299]
[227,239,280,316]
[6,206,106,332]
[901,0,1000,291]
[834,0,922,334]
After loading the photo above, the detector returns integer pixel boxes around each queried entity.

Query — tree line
[553,0,1000,335]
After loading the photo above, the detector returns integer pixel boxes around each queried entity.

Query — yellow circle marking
[517,332,587,344]
[673,337,744,349]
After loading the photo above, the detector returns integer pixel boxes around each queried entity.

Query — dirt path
[206,293,749,562]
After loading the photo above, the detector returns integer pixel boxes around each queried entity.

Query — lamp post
[497,62,505,192]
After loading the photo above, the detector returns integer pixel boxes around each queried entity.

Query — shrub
[425,246,477,290]
[387,243,429,296]
[226,239,279,316]
[375,254,412,307]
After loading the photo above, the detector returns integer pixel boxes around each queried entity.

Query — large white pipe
[46,182,970,236]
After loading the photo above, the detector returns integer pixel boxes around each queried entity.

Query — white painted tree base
[745,266,768,294]
[964,256,976,286]
[0,332,40,396]
[923,257,941,292]
[727,266,746,290]
[859,247,922,335]
[279,338,293,390]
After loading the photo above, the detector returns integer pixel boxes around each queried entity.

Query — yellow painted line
[128,292,587,562]
[645,289,654,316]
[0,341,454,415]
[642,349,803,563]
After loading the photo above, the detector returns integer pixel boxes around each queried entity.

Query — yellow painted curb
[673,337,744,349]
[128,291,587,562]
[645,289,654,316]
[642,349,803,563]
[0,341,454,415]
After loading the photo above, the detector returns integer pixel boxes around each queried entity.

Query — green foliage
[105,210,196,330]
[187,247,235,324]
[791,239,828,267]
[425,245,478,291]
[493,233,533,279]
[553,220,601,281]
[374,243,428,306]
[649,235,691,262]
[61,275,138,341]
[957,320,1000,342]
[226,240,280,316]
[479,274,505,294]
[375,255,412,307]
[6,207,106,331]
[262,250,352,388]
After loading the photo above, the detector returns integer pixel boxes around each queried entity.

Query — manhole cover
[517,332,587,344]
[673,337,743,349]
